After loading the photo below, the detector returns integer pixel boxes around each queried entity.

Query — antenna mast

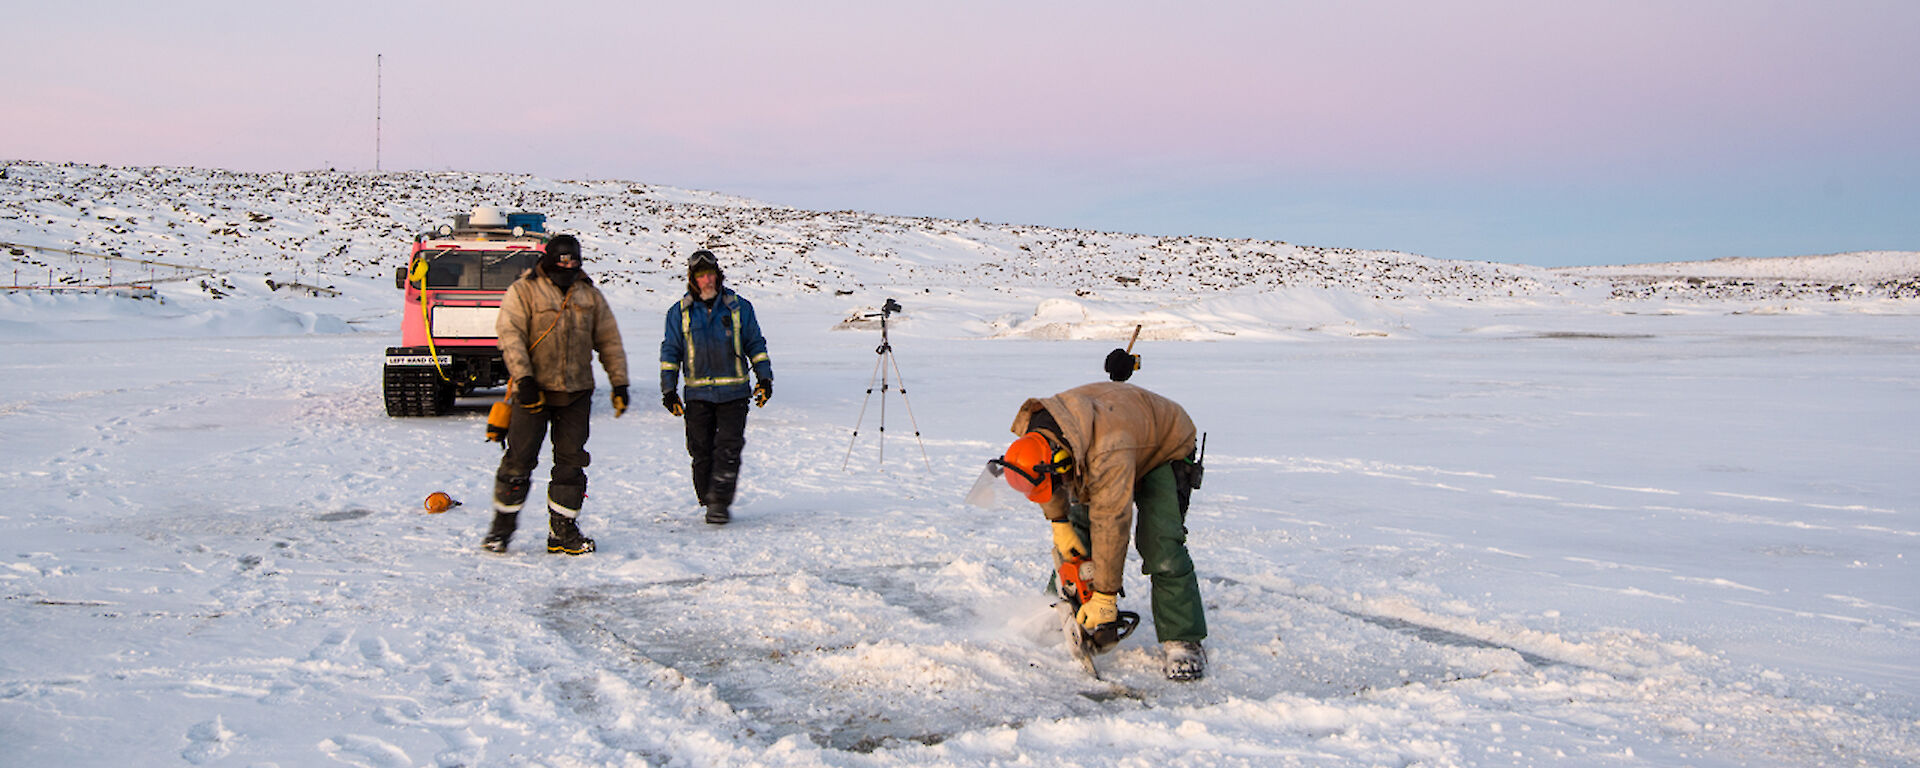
[375,54,383,171]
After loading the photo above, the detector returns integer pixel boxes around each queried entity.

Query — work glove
[1051,521,1088,560]
[515,377,545,413]
[1076,591,1119,631]
[662,390,684,417]
[610,385,629,418]
[1104,348,1138,382]
[752,380,772,408]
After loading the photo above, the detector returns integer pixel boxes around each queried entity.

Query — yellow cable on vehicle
[413,258,473,385]
[419,283,454,383]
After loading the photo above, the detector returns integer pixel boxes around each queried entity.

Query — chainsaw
[1053,550,1140,680]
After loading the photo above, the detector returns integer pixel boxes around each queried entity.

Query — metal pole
[375,54,383,172]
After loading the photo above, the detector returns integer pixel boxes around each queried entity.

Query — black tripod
[843,299,932,471]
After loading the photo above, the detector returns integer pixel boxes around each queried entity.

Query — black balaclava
[543,234,582,290]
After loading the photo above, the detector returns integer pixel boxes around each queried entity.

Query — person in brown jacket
[482,234,629,555]
[1000,380,1209,680]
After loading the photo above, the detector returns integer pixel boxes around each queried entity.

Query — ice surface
[1,161,1916,766]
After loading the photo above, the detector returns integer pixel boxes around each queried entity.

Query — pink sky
[7,1,1915,265]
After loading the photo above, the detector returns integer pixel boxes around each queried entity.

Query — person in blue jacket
[660,249,773,525]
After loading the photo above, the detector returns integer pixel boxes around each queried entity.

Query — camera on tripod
[844,297,929,470]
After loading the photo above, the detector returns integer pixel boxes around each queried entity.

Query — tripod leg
[842,351,889,470]
[884,349,935,472]
[877,348,890,465]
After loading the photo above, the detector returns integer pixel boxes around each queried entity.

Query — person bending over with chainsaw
[660,249,773,525]
[1000,381,1208,681]
[483,234,630,555]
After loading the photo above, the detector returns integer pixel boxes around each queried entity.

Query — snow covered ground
[2,163,1917,766]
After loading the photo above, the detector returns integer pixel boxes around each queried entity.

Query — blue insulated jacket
[660,289,772,403]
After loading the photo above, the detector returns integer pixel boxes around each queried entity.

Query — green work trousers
[1064,461,1208,643]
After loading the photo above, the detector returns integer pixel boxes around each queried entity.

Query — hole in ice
[543,565,1562,751]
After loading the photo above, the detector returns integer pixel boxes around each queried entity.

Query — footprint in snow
[318,734,411,768]
[305,628,353,661]
[372,699,425,726]
[180,716,234,765]
[260,679,304,705]
[359,635,400,668]
[366,690,485,764]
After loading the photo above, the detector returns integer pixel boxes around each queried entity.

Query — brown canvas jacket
[1010,381,1197,593]
[497,269,629,394]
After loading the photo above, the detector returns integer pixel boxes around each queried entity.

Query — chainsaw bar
[1053,550,1142,680]
[1057,600,1102,679]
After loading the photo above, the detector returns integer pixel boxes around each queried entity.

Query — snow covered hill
[8,161,1913,311]
[1559,252,1920,304]
[3,160,1917,766]
[4,160,1561,299]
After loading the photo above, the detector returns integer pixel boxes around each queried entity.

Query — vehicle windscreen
[418,249,542,290]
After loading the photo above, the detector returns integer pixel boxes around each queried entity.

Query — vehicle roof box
[445,209,547,235]
[506,212,546,233]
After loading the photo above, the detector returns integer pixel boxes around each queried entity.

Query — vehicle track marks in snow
[1563,557,1673,574]
[1671,576,1770,594]
[1825,594,1920,617]
[1568,582,1687,603]
[1711,491,1794,503]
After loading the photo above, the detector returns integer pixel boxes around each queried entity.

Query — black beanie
[1104,348,1137,381]
[542,234,581,271]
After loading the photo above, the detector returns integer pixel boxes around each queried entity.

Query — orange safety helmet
[423,491,460,514]
[999,432,1068,503]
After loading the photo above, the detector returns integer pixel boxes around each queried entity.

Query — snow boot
[546,512,595,555]
[704,503,730,525]
[1163,640,1206,682]
[480,512,518,554]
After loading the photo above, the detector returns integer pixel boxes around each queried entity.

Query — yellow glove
[1051,521,1088,560]
[610,385,629,418]
[1076,591,1118,631]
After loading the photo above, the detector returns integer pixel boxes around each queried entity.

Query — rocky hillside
[1558,253,1920,301]
[4,161,1914,303]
